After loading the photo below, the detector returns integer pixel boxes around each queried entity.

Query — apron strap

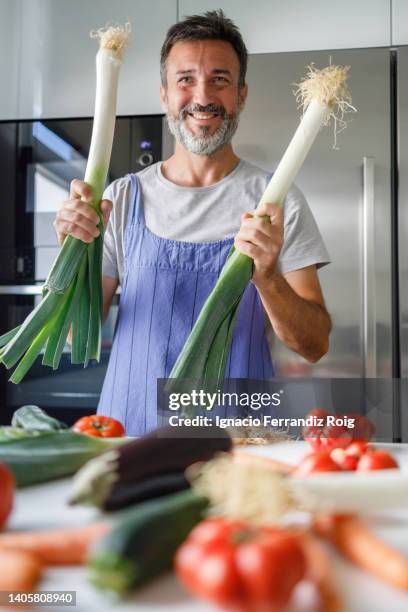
[127,173,145,228]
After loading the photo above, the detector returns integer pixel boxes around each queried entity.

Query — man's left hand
[234,203,283,287]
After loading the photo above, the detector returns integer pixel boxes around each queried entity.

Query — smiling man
[54,11,331,435]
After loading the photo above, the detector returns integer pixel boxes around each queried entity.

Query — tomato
[357,450,399,471]
[330,448,358,471]
[345,440,369,458]
[302,408,329,451]
[295,451,342,475]
[303,408,352,452]
[0,462,14,529]
[348,414,375,441]
[175,518,306,611]
[72,415,125,437]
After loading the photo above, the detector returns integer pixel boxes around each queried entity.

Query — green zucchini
[0,427,44,442]
[0,430,125,487]
[88,489,208,595]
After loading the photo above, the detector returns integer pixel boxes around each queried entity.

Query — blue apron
[98,173,274,435]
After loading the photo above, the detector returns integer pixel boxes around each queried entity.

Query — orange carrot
[0,522,110,565]
[313,514,408,590]
[300,533,343,612]
[0,549,43,591]
[232,451,295,474]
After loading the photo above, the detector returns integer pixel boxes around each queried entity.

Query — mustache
[179,103,227,119]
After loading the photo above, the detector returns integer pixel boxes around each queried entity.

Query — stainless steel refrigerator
[234,47,406,439]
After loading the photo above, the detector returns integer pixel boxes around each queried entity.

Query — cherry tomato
[295,451,342,475]
[345,440,369,458]
[302,408,329,450]
[0,462,14,529]
[330,448,358,471]
[175,518,306,611]
[303,408,352,451]
[348,414,375,441]
[357,450,399,471]
[72,415,125,437]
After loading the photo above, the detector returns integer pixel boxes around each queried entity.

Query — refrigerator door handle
[363,156,377,378]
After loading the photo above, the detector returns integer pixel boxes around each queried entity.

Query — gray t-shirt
[102,160,330,285]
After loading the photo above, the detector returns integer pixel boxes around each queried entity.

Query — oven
[0,115,170,424]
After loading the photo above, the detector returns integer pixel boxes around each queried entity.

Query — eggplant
[69,424,231,510]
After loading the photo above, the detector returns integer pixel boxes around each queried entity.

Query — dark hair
[160,10,248,89]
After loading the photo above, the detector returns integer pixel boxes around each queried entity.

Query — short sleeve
[278,184,331,275]
[101,183,120,280]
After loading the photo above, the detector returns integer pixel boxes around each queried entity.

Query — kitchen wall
[1,0,407,122]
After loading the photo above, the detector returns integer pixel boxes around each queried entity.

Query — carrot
[0,522,110,565]
[313,514,408,590]
[299,532,343,612]
[0,549,42,591]
[232,451,295,474]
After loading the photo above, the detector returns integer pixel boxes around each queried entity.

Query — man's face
[160,39,247,155]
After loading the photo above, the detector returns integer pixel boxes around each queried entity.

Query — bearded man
[54,10,331,435]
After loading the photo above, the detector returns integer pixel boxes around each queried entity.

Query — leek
[0,24,130,383]
[169,65,355,392]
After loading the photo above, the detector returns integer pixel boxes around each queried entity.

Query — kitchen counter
[9,441,408,612]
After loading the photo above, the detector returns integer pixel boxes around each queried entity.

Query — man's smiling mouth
[188,112,219,120]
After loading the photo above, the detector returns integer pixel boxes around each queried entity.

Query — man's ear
[238,83,248,111]
[160,85,168,112]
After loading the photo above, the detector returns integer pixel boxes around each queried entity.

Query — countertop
[9,441,408,612]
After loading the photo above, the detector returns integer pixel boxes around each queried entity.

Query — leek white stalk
[258,64,355,208]
[168,64,356,396]
[258,100,329,207]
[0,24,130,383]
[85,26,129,206]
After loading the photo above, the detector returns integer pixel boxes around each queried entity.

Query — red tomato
[175,518,306,611]
[330,448,358,471]
[302,408,329,450]
[345,440,369,458]
[357,450,399,471]
[318,423,353,452]
[72,415,125,437]
[0,462,14,529]
[348,414,375,441]
[303,408,352,451]
[295,451,342,475]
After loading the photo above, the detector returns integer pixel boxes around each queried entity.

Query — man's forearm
[255,274,331,363]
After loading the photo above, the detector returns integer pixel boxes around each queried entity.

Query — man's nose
[192,79,215,106]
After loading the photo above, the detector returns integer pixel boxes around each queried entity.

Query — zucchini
[0,430,125,487]
[70,424,231,510]
[88,489,208,595]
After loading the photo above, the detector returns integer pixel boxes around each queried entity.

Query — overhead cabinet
[0,0,21,119]
[392,0,408,44]
[13,0,177,119]
[179,0,391,53]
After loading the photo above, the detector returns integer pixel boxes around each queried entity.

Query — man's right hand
[54,179,113,246]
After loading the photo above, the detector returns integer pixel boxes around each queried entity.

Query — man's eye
[214,76,228,83]
[178,76,192,83]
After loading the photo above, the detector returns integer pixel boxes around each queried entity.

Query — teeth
[191,113,216,119]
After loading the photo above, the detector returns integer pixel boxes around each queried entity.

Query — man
[54,11,331,435]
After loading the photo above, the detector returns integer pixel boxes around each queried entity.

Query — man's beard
[166,103,240,156]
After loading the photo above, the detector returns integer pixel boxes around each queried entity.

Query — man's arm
[256,265,331,363]
[235,203,331,364]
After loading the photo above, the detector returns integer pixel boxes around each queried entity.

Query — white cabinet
[179,0,391,54]
[0,0,21,119]
[17,0,177,119]
[392,0,408,44]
